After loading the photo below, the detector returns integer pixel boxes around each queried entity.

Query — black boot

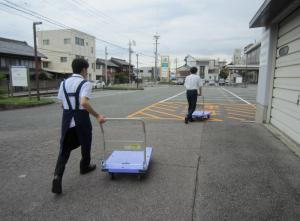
[80,164,96,175]
[52,175,62,194]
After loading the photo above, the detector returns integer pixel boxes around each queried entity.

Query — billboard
[160,56,169,79]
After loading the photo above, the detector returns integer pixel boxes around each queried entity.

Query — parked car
[176,78,185,85]
[208,80,215,86]
[219,79,225,86]
[93,80,105,89]
[225,78,230,85]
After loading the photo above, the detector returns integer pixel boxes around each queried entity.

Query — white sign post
[10,66,31,98]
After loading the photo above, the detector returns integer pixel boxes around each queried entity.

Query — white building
[233,49,242,65]
[37,29,100,80]
[139,67,153,79]
[250,0,300,148]
[185,55,226,83]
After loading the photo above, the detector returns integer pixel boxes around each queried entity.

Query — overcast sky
[0,0,264,67]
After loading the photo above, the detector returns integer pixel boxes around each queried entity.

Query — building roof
[177,64,191,71]
[0,37,45,58]
[111,57,133,66]
[245,42,261,54]
[249,0,298,28]
[96,58,119,67]
[226,64,259,70]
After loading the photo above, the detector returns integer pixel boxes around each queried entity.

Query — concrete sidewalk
[194,122,300,220]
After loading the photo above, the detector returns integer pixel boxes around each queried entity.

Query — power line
[0,0,128,51]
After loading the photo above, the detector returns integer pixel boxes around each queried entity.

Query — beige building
[185,55,226,83]
[37,29,100,80]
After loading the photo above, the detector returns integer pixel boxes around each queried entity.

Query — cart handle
[100,118,147,167]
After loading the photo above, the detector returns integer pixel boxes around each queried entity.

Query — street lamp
[33,21,42,101]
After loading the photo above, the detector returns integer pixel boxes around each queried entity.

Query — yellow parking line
[155,103,178,110]
[228,116,246,121]
[208,118,224,122]
[228,112,255,118]
[135,111,161,119]
[225,109,255,115]
[127,102,160,118]
[151,105,178,112]
[146,109,184,120]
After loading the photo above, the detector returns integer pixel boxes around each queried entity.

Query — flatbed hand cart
[100,118,152,180]
[192,95,211,120]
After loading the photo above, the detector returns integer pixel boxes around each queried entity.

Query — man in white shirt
[52,58,106,194]
[184,67,203,124]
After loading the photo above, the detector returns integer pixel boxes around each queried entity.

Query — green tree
[219,67,229,79]
[114,72,129,84]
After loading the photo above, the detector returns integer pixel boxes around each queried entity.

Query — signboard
[11,66,28,87]
[160,56,169,79]
[236,76,243,84]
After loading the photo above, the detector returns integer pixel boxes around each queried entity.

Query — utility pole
[33,21,42,101]
[175,57,178,78]
[104,46,108,85]
[154,34,160,83]
[136,53,139,89]
[128,40,132,83]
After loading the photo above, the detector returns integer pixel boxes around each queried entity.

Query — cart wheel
[109,173,115,180]
[137,174,142,180]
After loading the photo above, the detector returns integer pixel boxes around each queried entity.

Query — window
[0,57,5,67]
[60,57,67,62]
[199,66,205,78]
[43,62,49,68]
[96,63,101,69]
[75,55,84,59]
[75,37,84,46]
[64,38,71,44]
[91,47,94,54]
[43,39,50,45]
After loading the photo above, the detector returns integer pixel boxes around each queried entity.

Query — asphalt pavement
[0,84,299,221]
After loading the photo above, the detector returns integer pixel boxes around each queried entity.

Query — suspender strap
[75,80,87,111]
[63,81,73,111]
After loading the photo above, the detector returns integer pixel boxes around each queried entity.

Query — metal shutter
[271,8,300,144]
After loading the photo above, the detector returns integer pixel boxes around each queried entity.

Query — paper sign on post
[11,66,28,87]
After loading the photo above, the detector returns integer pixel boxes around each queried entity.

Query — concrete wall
[255,25,278,123]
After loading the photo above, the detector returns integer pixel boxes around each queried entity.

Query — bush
[114,72,129,84]
[0,73,6,98]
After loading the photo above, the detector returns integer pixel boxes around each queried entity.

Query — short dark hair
[190,67,198,74]
[72,58,89,74]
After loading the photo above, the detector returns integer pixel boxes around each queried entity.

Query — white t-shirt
[184,74,203,90]
[57,74,93,128]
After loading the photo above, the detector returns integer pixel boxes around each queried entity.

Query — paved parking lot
[128,85,257,122]
[1,85,299,221]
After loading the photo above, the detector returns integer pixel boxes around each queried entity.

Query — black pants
[54,127,91,177]
[186,90,198,121]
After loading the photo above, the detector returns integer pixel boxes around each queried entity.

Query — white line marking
[221,87,256,107]
[158,91,186,103]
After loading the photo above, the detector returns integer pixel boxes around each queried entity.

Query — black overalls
[54,78,92,177]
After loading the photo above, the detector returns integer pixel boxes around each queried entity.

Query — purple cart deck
[192,110,211,119]
[102,147,152,173]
